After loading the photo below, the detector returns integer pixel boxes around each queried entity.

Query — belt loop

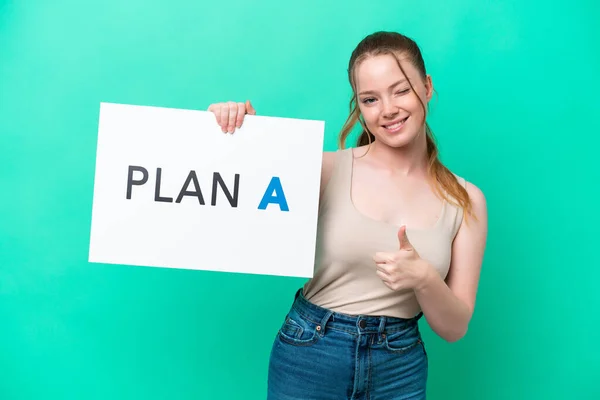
[377,316,386,343]
[317,311,333,337]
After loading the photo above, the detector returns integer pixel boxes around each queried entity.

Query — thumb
[398,225,413,250]
[246,100,256,115]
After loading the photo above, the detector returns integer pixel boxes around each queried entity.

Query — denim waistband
[291,289,422,335]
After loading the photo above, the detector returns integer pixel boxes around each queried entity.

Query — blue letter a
[258,177,289,211]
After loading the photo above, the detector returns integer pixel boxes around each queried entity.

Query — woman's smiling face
[355,53,433,149]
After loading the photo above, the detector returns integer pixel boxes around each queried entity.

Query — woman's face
[355,53,433,149]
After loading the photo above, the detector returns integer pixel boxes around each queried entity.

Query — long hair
[338,31,473,218]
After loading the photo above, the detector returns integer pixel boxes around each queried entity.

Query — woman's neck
[359,130,429,177]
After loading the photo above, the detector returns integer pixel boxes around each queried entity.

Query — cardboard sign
[89,102,324,278]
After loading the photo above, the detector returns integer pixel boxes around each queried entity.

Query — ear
[425,74,434,102]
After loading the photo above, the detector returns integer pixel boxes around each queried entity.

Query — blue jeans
[267,289,428,400]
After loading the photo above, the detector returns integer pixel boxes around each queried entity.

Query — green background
[1,0,598,399]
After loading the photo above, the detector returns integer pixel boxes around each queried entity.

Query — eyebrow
[358,79,407,96]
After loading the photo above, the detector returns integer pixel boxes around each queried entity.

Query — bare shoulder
[453,178,488,258]
[452,173,487,218]
[465,180,487,215]
[320,151,337,195]
[322,151,336,174]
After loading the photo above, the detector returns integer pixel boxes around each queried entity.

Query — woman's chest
[316,206,454,278]
[350,167,445,230]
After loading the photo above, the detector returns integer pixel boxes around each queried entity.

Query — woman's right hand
[207,100,256,133]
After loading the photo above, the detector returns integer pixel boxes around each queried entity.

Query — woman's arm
[414,182,488,342]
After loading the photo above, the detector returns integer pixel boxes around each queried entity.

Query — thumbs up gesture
[373,226,432,292]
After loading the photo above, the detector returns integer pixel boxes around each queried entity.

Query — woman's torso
[302,147,465,318]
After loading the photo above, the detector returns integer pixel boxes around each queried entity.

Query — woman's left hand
[373,226,434,292]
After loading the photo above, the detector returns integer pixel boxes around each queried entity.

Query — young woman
[208,31,488,400]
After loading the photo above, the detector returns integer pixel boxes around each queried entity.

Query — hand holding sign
[373,226,432,292]
[207,100,256,133]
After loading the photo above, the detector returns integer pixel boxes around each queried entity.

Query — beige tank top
[302,148,465,319]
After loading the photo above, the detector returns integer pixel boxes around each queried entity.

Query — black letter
[126,166,148,199]
[211,173,240,207]
[154,168,173,203]
[176,170,205,205]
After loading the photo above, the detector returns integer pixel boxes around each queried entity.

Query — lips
[382,116,409,133]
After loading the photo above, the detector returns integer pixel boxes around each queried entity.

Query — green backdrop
[1,0,598,399]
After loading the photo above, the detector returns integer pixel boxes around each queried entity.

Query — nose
[382,99,398,118]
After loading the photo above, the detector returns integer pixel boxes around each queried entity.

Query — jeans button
[359,320,366,329]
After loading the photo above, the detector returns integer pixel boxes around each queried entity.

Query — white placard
[89,102,324,278]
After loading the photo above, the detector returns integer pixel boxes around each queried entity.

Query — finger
[208,104,221,124]
[207,103,220,120]
[246,100,256,115]
[377,270,392,286]
[373,252,394,264]
[376,263,391,275]
[236,102,245,128]
[219,104,229,132]
[398,225,413,250]
[227,102,238,133]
